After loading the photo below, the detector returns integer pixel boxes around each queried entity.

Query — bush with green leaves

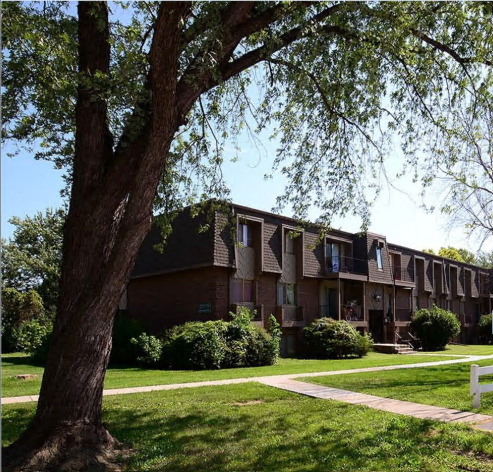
[410,305,461,351]
[14,317,53,355]
[164,307,280,370]
[1,287,46,352]
[130,333,164,367]
[303,318,373,359]
[478,313,493,345]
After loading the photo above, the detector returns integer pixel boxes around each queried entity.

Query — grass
[421,344,493,356]
[303,358,493,416]
[2,351,463,398]
[3,383,493,471]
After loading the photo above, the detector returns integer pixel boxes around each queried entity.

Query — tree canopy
[3,1,493,231]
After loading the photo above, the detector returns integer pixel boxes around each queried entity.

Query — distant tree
[422,248,436,255]
[457,248,479,265]
[437,247,465,262]
[475,251,493,269]
[2,208,65,314]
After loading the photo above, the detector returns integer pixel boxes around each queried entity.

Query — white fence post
[470,364,481,408]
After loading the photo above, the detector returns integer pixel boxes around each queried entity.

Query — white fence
[470,364,493,408]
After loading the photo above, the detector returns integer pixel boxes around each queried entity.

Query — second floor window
[238,223,252,247]
[326,243,340,272]
[231,279,253,303]
[278,283,296,305]
[376,247,383,270]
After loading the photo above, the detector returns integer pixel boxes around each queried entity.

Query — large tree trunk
[2,3,189,471]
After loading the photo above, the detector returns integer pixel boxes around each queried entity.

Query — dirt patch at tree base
[3,422,133,472]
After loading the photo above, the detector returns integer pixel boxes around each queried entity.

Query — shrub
[1,288,45,352]
[164,307,280,370]
[410,305,461,351]
[164,320,228,370]
[303,318,373,359]
[130,333,164,367]
[478,314,493,345]
[110,314,146,365]
[14,318,53,354]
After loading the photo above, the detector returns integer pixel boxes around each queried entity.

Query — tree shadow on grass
[103,389,493,472]
[3,385,493,471]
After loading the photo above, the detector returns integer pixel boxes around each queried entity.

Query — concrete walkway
[3,354,492,406]
[258,377,493,433]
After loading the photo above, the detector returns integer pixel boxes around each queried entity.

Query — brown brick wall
[257,273,278,319]
[297,278,320,324]
[127,266,231,332]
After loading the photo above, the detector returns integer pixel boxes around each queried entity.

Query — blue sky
[2,3,491,254]
[3,131,491,255]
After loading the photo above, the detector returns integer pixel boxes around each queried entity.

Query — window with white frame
[278,283,296,305]
[376,247,383,270]
[238,222,253,247]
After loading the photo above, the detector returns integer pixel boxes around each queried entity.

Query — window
[278,283,296,305]
[231,279,253,303]
[326,242,340,272]
[285,232,295,254]
[376,247,383,270]
[414,296,419,310]
[238,223,252,247]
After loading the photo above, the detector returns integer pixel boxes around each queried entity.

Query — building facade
[124,203,493,355]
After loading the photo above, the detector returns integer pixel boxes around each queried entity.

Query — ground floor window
[231,279,254,303]
[278,283,296,305]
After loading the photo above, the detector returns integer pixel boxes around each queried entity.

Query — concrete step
[373,343,415,354]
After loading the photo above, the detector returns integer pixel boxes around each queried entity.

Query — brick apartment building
[123,203,493,355]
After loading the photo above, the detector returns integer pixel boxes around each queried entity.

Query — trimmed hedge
[164,308,281,370]
[410,305,460,351]
[303,318,373,359]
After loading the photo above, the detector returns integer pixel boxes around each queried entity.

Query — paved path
[3,354,492,406]
[258,377,493,433]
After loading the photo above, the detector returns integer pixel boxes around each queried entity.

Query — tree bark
[2,2,190,471]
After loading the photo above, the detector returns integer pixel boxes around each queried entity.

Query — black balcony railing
[325,256,367,275]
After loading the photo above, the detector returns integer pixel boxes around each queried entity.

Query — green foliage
[130,333,164,367]
[437,247,465,263]
[165,320,228,370]
[410,305,461,351]
[1,208,65,313]
[478,314,493,345]
[110,315,146,365]
[14,318,53,356]
[4,3,493,232]
[303,318,373,359]
[164,307,280,370]
[1,288,46,352]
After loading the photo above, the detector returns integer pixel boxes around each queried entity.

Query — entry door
[369,310,384,343]
[324,287,338,319]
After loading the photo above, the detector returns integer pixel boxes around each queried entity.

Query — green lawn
[3,383,493,471]
[421,344,493,356]
[303,358,493,416]
[2,352,462,398]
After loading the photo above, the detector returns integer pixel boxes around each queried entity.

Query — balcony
[325,256,367,280]
[395,308,412,322]
[393,266,415,286]
[276,305,305,327]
